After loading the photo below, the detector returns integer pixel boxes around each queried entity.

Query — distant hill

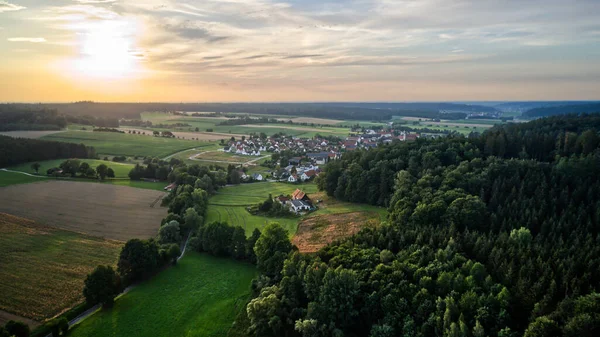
[522,103,600,118]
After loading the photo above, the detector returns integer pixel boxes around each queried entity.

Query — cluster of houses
[275,189,314,214]
[224,135,344,156]
[342,130,419,151]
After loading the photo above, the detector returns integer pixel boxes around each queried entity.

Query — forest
[522,103,600,118]
[245,114,600,337]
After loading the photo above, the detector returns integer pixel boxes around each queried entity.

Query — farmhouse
[301,170,317,181]
[290,199,311,213]
[276,195,290,205]
[292,189,310,201]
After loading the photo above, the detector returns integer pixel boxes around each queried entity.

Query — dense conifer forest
[245,114,600,337]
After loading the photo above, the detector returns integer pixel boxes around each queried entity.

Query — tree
[158,220,181,244]
[246,228,261,264]
[117,239,160,284]
[107,167,115,178]
[184,208,203,232]
[230,226,247,259]
[201,222,234,256]
[5,320,29,337]
[59,159,81,177]
[31,163,40,174]
[247,285,283,337]
[83,265,120,308]
[85,167,96,178]
[47,317,68,337]
[79,162,90,176]
[254,223,292,279]
[96,164,108,180]
[523,316,561,337]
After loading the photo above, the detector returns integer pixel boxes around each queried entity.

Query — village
[224,129,420,183]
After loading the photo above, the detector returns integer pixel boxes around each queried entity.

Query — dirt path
[0,168,49,178]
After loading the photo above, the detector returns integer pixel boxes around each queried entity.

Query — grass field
[8,159,134,178]
[207,183,318,236]
[70,253,256,337]
[41,131,206,158]
[0,213,121,322]
[0,170,47,187]
[0,181,167,241]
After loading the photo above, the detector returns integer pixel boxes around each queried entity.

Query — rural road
[0,168,48,178]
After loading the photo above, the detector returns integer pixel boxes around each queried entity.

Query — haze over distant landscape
[1,0,599,102]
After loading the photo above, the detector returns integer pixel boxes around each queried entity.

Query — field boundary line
[0,168,49,178]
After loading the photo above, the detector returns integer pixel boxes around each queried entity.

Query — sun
[73,20,141,79]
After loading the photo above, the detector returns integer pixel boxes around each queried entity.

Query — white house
[290,199,311,213]
[252,173,264,181]
[288,174,298,183]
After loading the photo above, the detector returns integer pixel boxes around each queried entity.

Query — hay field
[0,213,121,322]
[276,117,343,125]
[0,181,167,241]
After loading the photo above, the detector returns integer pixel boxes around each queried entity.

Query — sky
[0,0,599,102]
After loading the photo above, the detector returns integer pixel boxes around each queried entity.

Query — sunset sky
[0,0,599,102]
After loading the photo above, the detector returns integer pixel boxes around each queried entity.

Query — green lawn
[8,159,134,178]
[206,205,299,236]
[41,131,204,158]
[0,171,47,187]
[70,253,256,337]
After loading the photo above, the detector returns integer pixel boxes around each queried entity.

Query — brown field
[0,130,63,139]
[0,213,121,322]
[276,117,343,125]
[292,212,380,253]
[0,181,167,241]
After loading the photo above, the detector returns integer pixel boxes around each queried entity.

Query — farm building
[307,152,330,165]
[290,199,311,213]
[292,189,310,201]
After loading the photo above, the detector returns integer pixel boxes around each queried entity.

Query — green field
[41,131,206,158]
[0,171,47,187]
[8,159,134,178]
[70,253,256,337]
[206,182,319,236]
[0,213,121,321]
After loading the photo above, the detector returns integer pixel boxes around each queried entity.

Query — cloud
[74,0,116,3]
[0,1,25,12]
[7,37,47,43]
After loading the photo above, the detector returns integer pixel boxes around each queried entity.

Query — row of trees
[0,136,95,168]
[50,159,115,180]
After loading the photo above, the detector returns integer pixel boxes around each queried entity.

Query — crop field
[41,131,204,158]
[8,159,134,178]
[0,181,167,241]
[69,253,256,337]
[0,213,121,322]
[276,117,343,125]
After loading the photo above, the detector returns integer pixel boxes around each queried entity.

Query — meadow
[41,131,207,158]
[206,183,324,236]
[8,159,134,178]
[0,170,47,187]
[0,213,121,322]
[69,253,256,337]
[0,181,167,241]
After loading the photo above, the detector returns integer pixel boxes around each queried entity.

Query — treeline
[317,114,600,207]
[522,103,600,118]
[282,114,600,336]
[0,105,66,131]
[0,136,95,167]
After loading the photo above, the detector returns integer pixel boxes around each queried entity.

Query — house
[307,152,330,165]
[276,195,290,205]
[289,157,302,166]
[291,189,309,201]
[288,174,298,183]
[301,170,317,181]
[164,183,177,192]
[238,171,249,180]
[290,199,311,213]
[252,173,264,181]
